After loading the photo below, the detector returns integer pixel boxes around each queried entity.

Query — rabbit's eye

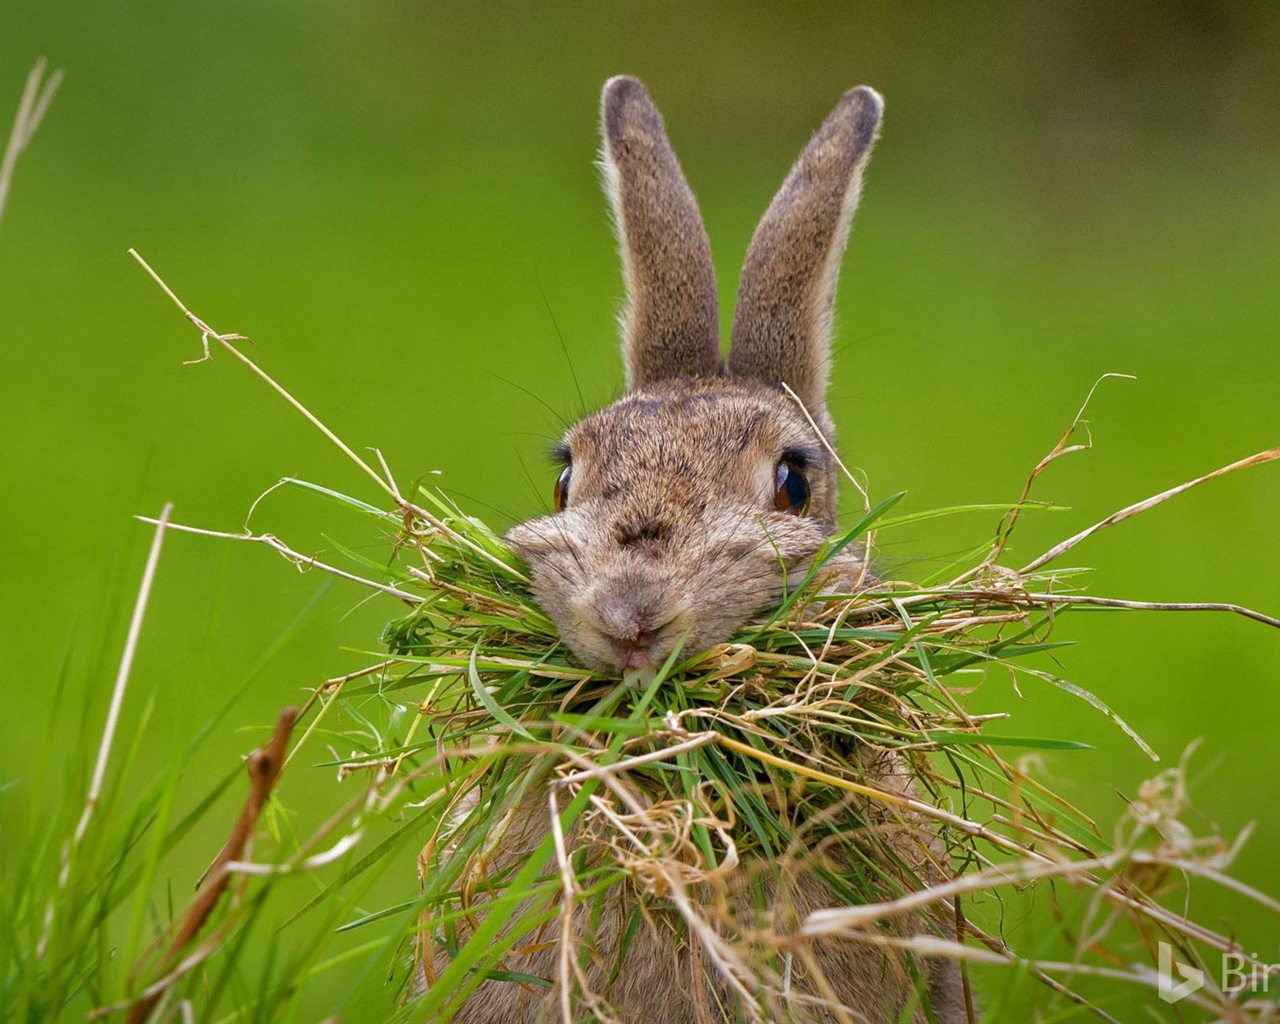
[773,461,810,515]
[554,465,572,511]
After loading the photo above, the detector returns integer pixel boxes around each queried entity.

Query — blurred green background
[2,1,1278,1019]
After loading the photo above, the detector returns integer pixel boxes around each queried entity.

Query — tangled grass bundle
[357,470,1278,1022]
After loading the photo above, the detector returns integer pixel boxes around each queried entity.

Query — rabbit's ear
[600,76,722,389]
[728,87,882,420]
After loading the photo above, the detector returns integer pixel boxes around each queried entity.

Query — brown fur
[601,77,722,388]
[730,86,882,435]
[416,78,971,1022]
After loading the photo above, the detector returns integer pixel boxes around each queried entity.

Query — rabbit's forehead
[566,385,821,476]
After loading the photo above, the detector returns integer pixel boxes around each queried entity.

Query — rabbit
[414,77,970,1023]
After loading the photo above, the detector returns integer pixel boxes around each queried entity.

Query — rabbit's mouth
[570,626,688,675]
[605,619,698,673]
[567,593,697,676]
[613,630,660,671]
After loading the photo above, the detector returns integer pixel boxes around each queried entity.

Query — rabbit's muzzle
[568,571,695,671]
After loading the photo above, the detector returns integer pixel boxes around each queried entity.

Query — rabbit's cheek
[562,625,625,674]
[504,518,565,565]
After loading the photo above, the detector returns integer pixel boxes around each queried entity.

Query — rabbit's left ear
[728,87,882,427]
[600,77,722,389]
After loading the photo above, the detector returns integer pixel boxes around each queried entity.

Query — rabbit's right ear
[600,77,722,389]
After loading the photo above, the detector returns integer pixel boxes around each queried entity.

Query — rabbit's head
[507,77,882,674]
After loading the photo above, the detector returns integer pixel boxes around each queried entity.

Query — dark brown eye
[773,461,810,515]
[554,465,571,511]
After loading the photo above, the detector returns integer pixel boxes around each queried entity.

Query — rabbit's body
[431,775,966,1024]
[415,77,971,1022]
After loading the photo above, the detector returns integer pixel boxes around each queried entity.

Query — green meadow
[2,3,1277,1020]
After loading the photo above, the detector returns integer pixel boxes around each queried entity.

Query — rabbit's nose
[574,576,694,671]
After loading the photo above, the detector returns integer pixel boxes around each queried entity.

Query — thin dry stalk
[37,504,172,959]
[0,58,62,228]
[127,248,528,582]
[76,503,172,844]
[980,372,1134,570]
[1020,447,1280,575]
[135,517,424,604]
